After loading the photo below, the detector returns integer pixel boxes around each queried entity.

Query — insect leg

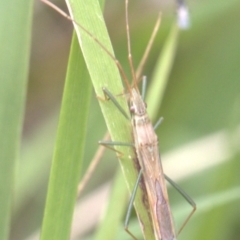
[140,76,164,130]
[153,117,164,130]
[141,76,147,101]
[124,169,143,240]
[101,87,130,120]
[164,174,196,235]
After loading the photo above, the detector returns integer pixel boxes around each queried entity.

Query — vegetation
[1,0,240,239]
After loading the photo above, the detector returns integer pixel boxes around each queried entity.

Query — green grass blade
[65,0,155,239]
[94,168,128,240]
[40,33,92,240]
[0,0,33,239]
[15,113,58,214]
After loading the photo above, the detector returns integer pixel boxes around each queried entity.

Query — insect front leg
[97,87,130,120]
[98,140,134,158]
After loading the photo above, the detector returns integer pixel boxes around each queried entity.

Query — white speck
[177,4,190,29]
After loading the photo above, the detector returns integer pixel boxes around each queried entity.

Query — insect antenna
[125,0,138,94]
[41,0,132,95]
[125,0,162,93]
[135,13,161,83]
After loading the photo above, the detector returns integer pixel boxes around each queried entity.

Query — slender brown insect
[117,2,177,237]
[129,88,176,240]
[40,0,195,239]
[100,1,195,239]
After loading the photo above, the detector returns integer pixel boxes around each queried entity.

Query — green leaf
[65,0,155,239]
[0,0,33,239]
[94,168,129,240]
[40,33,92,240]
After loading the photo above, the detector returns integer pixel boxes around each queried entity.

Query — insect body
[130,88,176,240]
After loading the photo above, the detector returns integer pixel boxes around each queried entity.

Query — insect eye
[130,106,135,113]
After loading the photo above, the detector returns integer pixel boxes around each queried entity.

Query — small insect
[97,1,195,239]
[100,1,195,239]
[40,0,195,239]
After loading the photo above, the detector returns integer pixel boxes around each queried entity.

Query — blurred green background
[1,0,240,239]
